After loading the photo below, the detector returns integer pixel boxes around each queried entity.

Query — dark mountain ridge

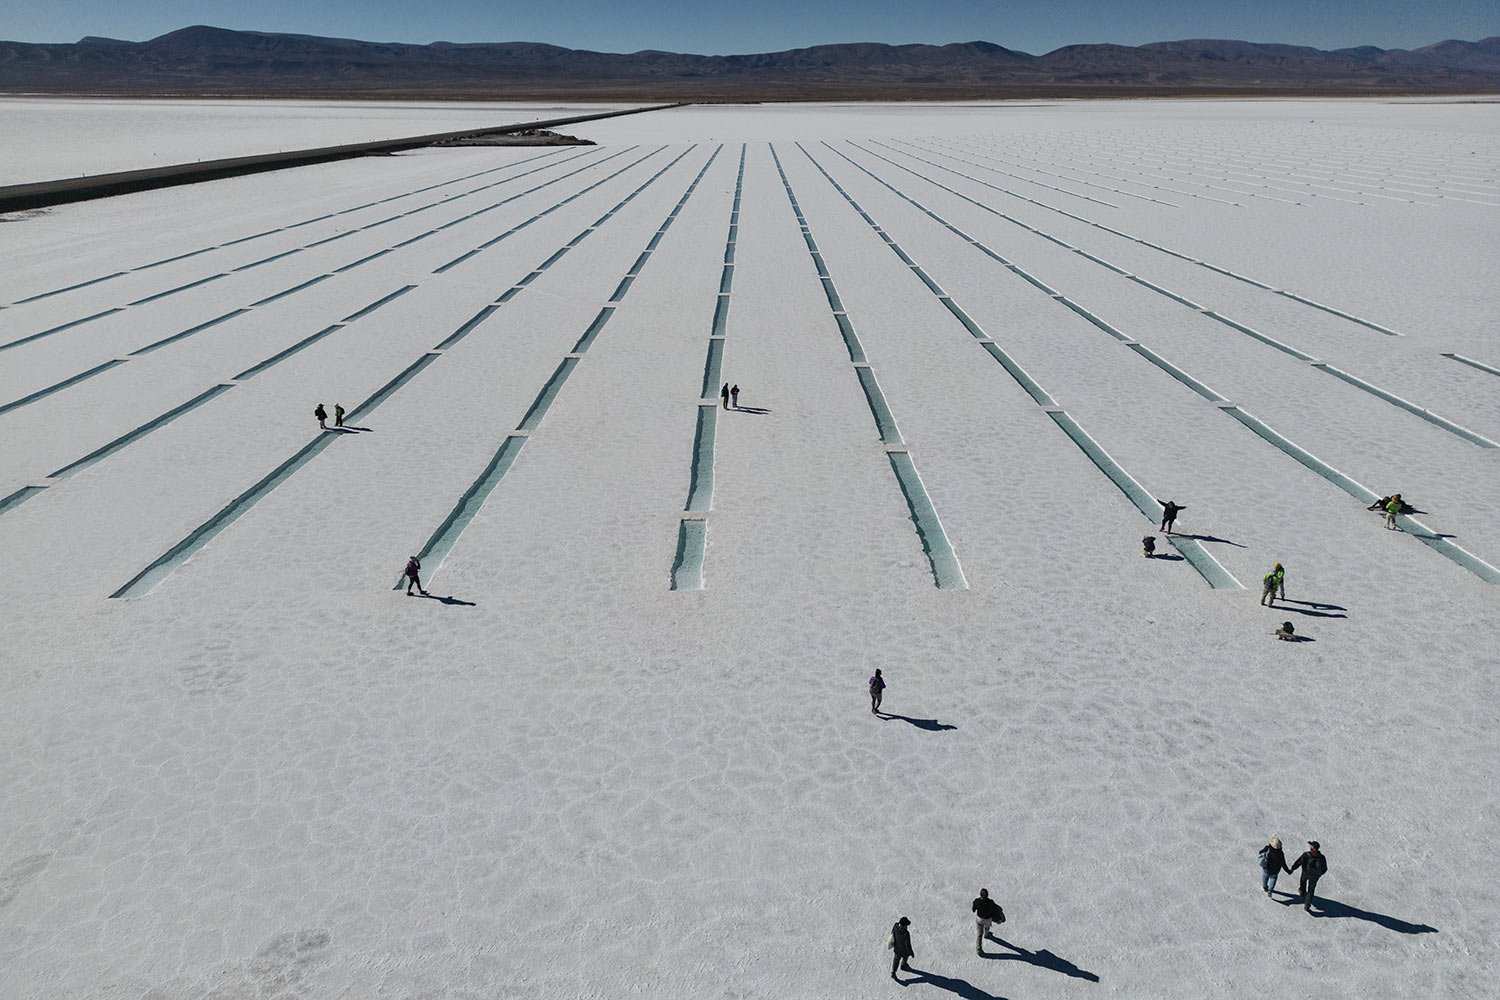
[2,26,1497,98]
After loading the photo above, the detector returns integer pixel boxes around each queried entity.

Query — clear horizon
[5,0,1497,55]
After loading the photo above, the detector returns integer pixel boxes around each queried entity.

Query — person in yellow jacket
[1385,495,1404,530]
[1260,563,1285,606]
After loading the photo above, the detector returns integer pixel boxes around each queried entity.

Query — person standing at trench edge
[1158,499,1185,534]
[730,384,740,409]
[334,403,345,428]
[314,403,327,430]
[404,555,428,597]
[721,383,730,409]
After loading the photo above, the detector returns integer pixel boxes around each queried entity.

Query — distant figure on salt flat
[721,382,730,409]
[1384,494,1404,530]
[972,888,1004,955]
[404,555,428,597]
[1142,535,1157,558]
[869,668,886,714]
[1158,499,1185,534]
[1260,563,1285,607]
[1288,841,1328,912]
[1258,836,1291,895]
[314,403,328,430]
[1273,621,1297,641]
[730,384,740,409]
[888,916,914,980]
[334,403,346,428]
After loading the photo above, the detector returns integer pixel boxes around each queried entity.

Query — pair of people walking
[314,403,345,430]
[719,383,741,409]
[886,887,1007,982]
[1258,837,1328,911]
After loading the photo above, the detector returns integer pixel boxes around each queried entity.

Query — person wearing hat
[888,916,914,980]
[1258,837,1291,895]
[1288,841,1329,911]
[1261,563,1285,607]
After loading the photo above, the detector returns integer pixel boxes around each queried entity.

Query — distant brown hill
[2,26,1498,98]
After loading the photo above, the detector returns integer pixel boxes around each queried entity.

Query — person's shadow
[1276,603,1346,619]
[876,712,957,731]
[733,405,772,414]
[1281,599,1346,611]
[898,967,1010,998]
[984,936,1099,982]
[1284,896,1438,934]
[417,593,477,606]
[1175,533,1247,548]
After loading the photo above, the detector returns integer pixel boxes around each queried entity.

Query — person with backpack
[1157,499,1185,534]
[1288,841,1328,911]
[314,403,328,430]
[1260,563,1285,607]
[972,888,1004,954]
[888,916,914,980]
[403,555,428,597]
[334,403,346,428]
[1258,836,1290,895]
[869,669,886,714]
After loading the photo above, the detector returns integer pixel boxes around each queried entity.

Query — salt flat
[1,98,1497,999]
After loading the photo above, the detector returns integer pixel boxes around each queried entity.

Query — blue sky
[6,0,1497,53]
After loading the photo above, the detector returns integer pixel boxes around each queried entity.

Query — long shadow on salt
[876,713,956,732]
[1280,897,1438,934]
[984,936,1100,982]
[899,967,1011,998]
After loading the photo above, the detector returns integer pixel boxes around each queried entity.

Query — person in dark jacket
[1258,836,1290,895]
[869,669,886,714]
[1288,841,1328,911]
[1158,499,1185,534]
[1142,535,1157,558]
[972,888,1003,954]
[730,384,741,409]
[314,403,328,430]
[889,916,913,979]
[720,383,730,409]
[404,555,428,597]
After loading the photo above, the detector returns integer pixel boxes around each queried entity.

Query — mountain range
[2,26,1498,98]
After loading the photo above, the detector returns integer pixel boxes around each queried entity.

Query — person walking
[1158,499,1185,534]
[334,403,346,428]
[888,916,914,980]
[972,888,1004,955]
[730,384,740,409]
[1385,495,1403,530]
[1261,563,1285,607]
[869,669,885,714]
[1258,836,1290,895]
[1288,841,1328,912]
[403,555,428,597]
[314,403,328,430]
[721,383,730,409]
